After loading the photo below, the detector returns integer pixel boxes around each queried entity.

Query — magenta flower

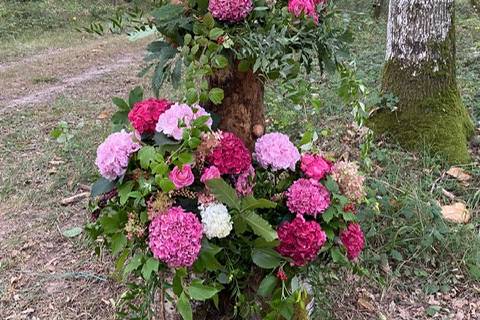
[148,206,203,268]
[300,153,332,180]
[169,165,195,189]
[128,98,172,135]
[254,132,300,171]
[277,215,327,266]
[340,223,365,261]
[208,0,253,22]
[288,0,319,22]
[208,132,252,175]
[95,130,141,181]
[235,165,255,196]
[200,166,222,184]
[286,178,330,216]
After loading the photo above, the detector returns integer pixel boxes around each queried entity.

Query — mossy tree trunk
[369,0,474,163]
[205,64,265,150]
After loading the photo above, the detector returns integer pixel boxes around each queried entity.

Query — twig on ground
[60,192,90,205]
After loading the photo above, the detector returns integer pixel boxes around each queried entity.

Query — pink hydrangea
[155,103,212,140]
[277,215,327,266]
[200,166,222,184]
[235,165,255,196]
[208,132,252,175]
[128,98,172,135]
[208,0,253,22]
[169,165,195,189]
[300,153,332,180]
[340,223,365,261]
[95,130,141,181]
[288,0,320,22]
[148,206,203,268]
[331,161,366,203]
[286,178,330,216]
[254,132,300,171]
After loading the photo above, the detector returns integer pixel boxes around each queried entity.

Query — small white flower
[199,203,233,239]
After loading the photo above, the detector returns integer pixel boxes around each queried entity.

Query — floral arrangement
[87,88,367,319]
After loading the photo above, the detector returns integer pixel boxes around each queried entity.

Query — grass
[0,0,479,319]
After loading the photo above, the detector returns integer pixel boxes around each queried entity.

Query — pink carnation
[286,178,330,216]
[95,130,141,181]
[277,215,327,266]
[156,103,212,140]
[128,98,172,135]
[208,0,253,22]
[340,223,365,261]
[148,206,203,268]
[300,153,332,180]
[288,0,319,22]
[208,132,252,175]
[235,165,255,196]
[169,165,195,189]
[331,161,366,203]
[200,166,221,184]
[254,132,300,171]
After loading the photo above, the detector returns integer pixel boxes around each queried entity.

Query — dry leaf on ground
[446,167,471,183]
[441,203,471,223]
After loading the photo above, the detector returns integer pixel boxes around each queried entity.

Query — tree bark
[369,0,474,163]
[205,64,265,150]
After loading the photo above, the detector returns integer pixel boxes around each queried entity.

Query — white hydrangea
[199,203,233,239]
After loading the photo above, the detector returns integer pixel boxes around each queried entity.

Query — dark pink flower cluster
[208,132,252,175]
[288,0,325,22]
[128,98,172,135]
[208,0,253,23]
[277,215,327,266]
[340,223,365,261]
[148,206,203,268]
[286,178,331,216]
[300,153,332,180]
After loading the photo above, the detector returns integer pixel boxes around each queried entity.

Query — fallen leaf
[62,227,83,238]
[446,167,471,183]
[441,203,471,223]
[97,110,110,120]
[358,297,376,312]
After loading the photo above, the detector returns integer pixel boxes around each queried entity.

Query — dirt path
[0,36,148,112]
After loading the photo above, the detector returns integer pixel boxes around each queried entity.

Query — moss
[369,78,474,163]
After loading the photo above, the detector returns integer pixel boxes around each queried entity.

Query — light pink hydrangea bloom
[148,206,203,268]
[95,130,141,181]
[286,178,330,216]
[331,161,366,203]
[254,132,300,171]
[235,165,255,196]
[209,0,253,22]
[155,103,212,140]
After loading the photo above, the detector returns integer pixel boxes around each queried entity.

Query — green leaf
[142,257,160,280]
[241,196,277,212]
[154,132,181,147]
[208,88,224,105]
[331,247,347,264]
[238,60,251,72]
[343,212,356,222]
[206,179,240,210]
[111,233,127,256]
[91,177,116,197]
[62,227,82,238]
[177,152,194,164]
[211,54,228,69]
[209,28,224,40]
[243,212,278,242]
[118,181,134,205]
[158,178,176,193]
[173,268,187,296]
[112,97,130,111]
[128,86,144,108]
[258,275,278,297]
[188,281,220,301]
[252,248,282,269]
[278,300,294,320]
[138,146,157,169]
[177,292,192,320]
[322,207,335,223]
[124,254,143,276]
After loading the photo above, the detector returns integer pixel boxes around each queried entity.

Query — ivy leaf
[177,292,192,320]
[90,178,115,197]
[208,88,224,105]
[243,212,277,242]
[206,179,240,211]
[187,280,220,301]
[258,274,278,297]
[252,248,282,269]
[142,257,160,280]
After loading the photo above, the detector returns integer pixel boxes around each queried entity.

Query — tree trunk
[205,64,265,150]
[369,0,474,163]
